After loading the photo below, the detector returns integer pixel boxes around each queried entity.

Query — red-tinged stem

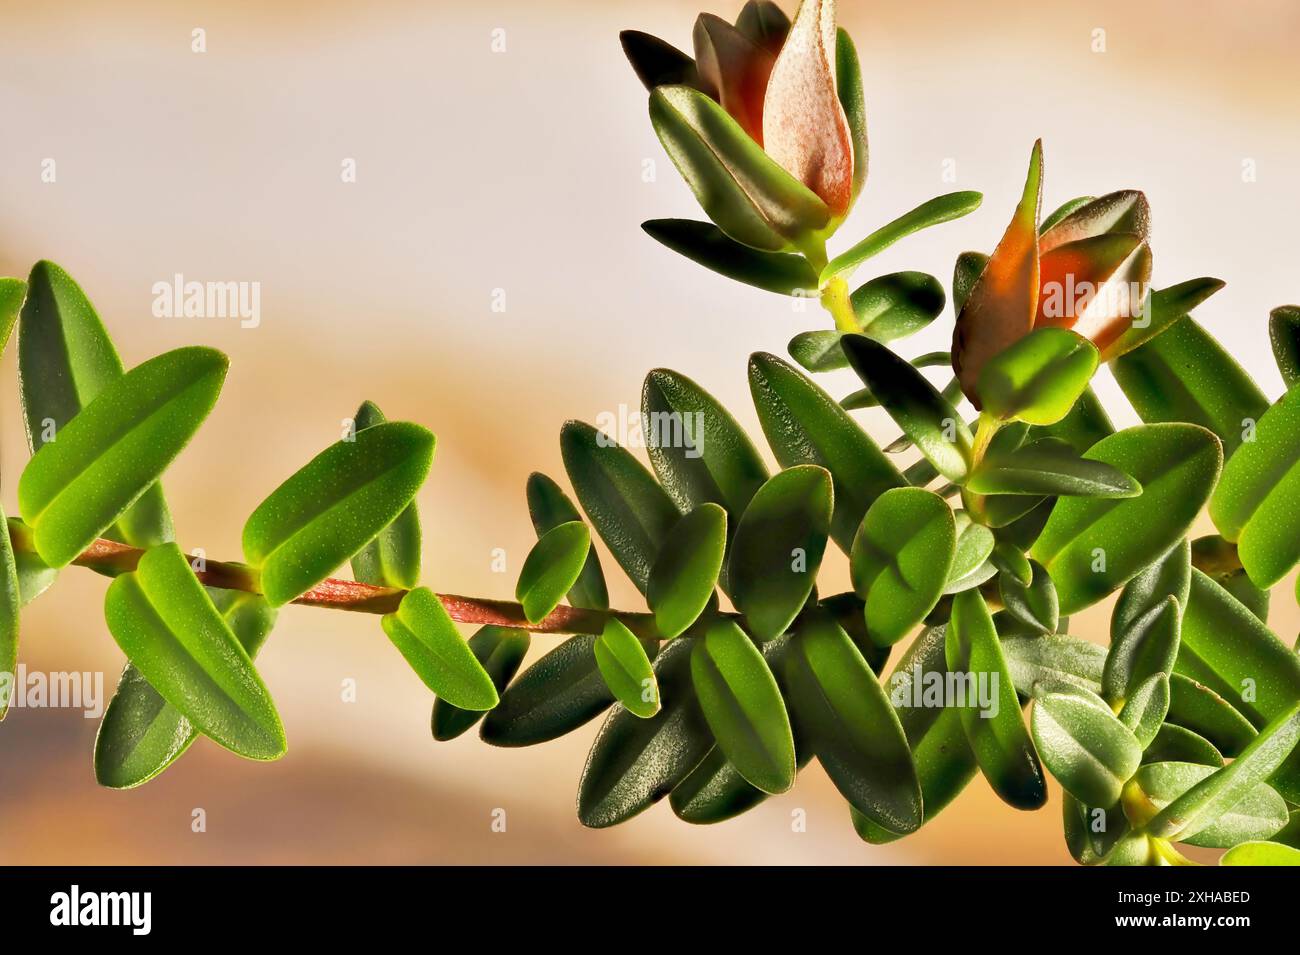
[30,531,660,637]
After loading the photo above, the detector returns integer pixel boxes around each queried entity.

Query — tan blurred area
[1,0,1298,864]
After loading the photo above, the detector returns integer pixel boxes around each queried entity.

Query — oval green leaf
[349,401,422,589]
[480,634,615,746]
[431,626,530,741]
[1030,681,1142,807]
[978,328,1099,426]
[594,619,660,718]
[515,521,590,624]
[381,587,497,710]
[641,219,818,294]
[526,472,608,611]
[647,504,726,639]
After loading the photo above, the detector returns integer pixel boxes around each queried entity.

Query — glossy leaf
[749,352,905,550]
[952,252,988,315]
[103,544,284,760]
[647,504,726,639]
[242,421,433,607]
[381,588,497,710]
[18,260,173,549]
[19,347,225,569]
[95,589,277,787]
[1103,277,1226,361]
[641,219,817,294]
[1221,841,1300,866]
[620,30,700,90]
[991,540,1032,586]
[7,518,57,606]
[349,401,422,589]
[1118,673,1169,749]
[0,503,22,719]
[1030,682,1142,807]
[1001,632,1107,696]
[594,619,660,718]
[561,421,680,595]
[1268,305,1300,387]
[1166,673,1256,758]
[842,334,974,483]
[526,472,608,610]
[1139,759,1291,849]
[1143,724,1224,767]
[578,639,713,828]
[786,612,922,834]
[946,590,1047,809]
[967,440,1139,498]
[834,27,867,200]
[1103,596,1180,703]
[651,83,829,251]
[480,634,615,746]
[821,191,983,284]
[946,511,995,586]
[1036,386,1115,454]
[431,627,530,741]
[691,620,795,793]
[1113,317,1267,457]
[515,521,590,624]
[999,559,1058,634]
[728,465,832,640]
[1031,424,1222,614]
[850,487,955,647]
[978,328,1099,426]
[1112,539,1190,642]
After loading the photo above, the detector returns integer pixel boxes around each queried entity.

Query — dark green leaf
[967,440,1139,498]
[515,521,590,624]
[349,401,421,589]
[641,219,818,294]
[992,540,1032,586]
[1118,673,1169,748]
[480,634,614,746]
[834,27,867,200]
[1142,724,1224,767]
[1268,305,1300,388]
[432,627,530,741]
[647,504,726,638]
[620,30,699,90]
[1103,596,1180,703]
[1112,539,1190,642]
[1166,673,1256,758]
[1034,386,1115,454]
[999,559,1058,634]
[381,588,497,710]
[952,252,988,315]
[0,503,22,719]
[103,543,284,760]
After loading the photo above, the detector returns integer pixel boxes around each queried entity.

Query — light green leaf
[999,559,1058,634]
[515,521,590,624]
[17,261,173,550]
[967,439,1140,498]
[1035,386,1115,454]
[381,587,497,710]
[1166,673,1256,758]
[641,219,818,294]
[1103,278,1226,361]
[431,627,530,741]
[95,588,277,786]
[946,590,1046,809]
[647,504,726,639]
[842,334,974,483]
[692,620,795,793]
[0,503,22,719]
[1001,632,1107,696]
[946,510,995,586]
[349,401,422,589]
[1143,724,1224,767]
[1112,540,1190,642]
[1031,424,1222,613]
[103,544,284,760]
[526,472,608,611]
[749,352,905,551]
[978,328,1099,426]
[19,347,225,568]
[594,619,660,718]
[1031,681,1142,807]
[991,540,1032,586]
[728,465,832,641]
[1118,673,1169,749]
[1137,760,1290,849]
[1103,596,1180,703]
[6,518,57,606]
[243,421,434,607]
[850,487,955,647]
[821,191,983,284]
[649,84,830,251]
[1221,841,1300,866]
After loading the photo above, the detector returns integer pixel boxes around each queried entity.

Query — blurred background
[1,0,1299,864]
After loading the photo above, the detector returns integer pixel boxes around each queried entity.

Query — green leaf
[1209,382,1300,588]
[1118,673,1169,749]
[480,634,615,746]
[103,543,284,760]
[1137,760,1290,849]
[0,503,22,719]
[649,84,829,252]
[1031,424,1223,614]
[992,540,1032,586]
[692,620,795,793]
[946,590,1047,809]
[850,487,955,647]
[1143,724,1224,767]
[19,347,225,569]
[647,504,726,639]
[1166,673,1256,758]
[835,28,867,201]
[578,638,713,828]
[952,252,988,315]
[786,611,922,834]
[348,401,422,589]
[515,521,590,624]
[526,472,607,611]
[17,261,173,550]
[6,518,57,606]
[999,559,1058,634]
[381,588,497,710]
[1268,305,1300,388]
[1040,196,1096,234]
[749,352,906,551]
[968,439,1139,498]
[242,421,434,607]
[95,589,277,787]
[620,30,700,90]
[1112,317,1268,457]
[728,465,832,640]
[842,334,974,483]
[1148,703,1300,843]
[839,352,957,409]
[1035,386,1115,454]
[641,219,818,294]
[1001,632,1107,696]
[853,624,974,843]
[431,627,530,741]
[821,191,983,284]
[1102,278,1226,360]
[0,277,24,351]
[1063,791,1128,865]
[978,328,1099,426]
[594,619,660,718]
[1112,540,1190,642]
[946,510,995,587]
[1030,682,1142,807]
[1221,841,1300,866]
[1103,596,1180,703]
[561,421,680,595]
[642,368,769,530]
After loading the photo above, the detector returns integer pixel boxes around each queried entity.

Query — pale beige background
[0,0,1298,864]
